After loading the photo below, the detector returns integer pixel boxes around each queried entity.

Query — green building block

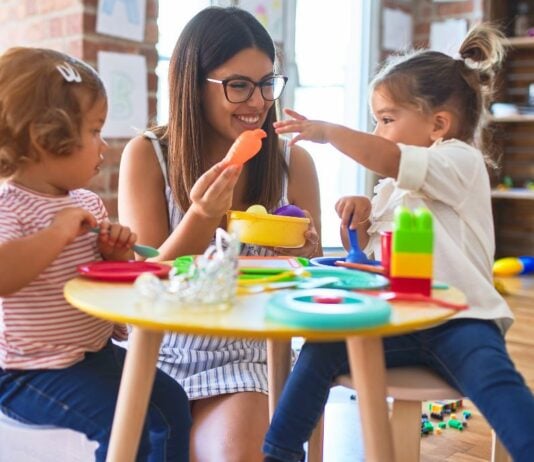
[393,206,433,254]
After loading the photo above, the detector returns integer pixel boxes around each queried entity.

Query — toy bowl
[227,210,310,248]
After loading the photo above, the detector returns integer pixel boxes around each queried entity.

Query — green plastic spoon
[88,227,159,258]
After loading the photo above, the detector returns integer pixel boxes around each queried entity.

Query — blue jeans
[263,319,534,462]
[0,342,191,461]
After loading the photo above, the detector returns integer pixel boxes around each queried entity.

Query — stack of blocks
[390,206,433,296]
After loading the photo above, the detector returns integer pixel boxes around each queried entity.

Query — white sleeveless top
[146,132,290,399]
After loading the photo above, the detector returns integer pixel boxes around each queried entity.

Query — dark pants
[263,319,534,462]
[0,342,191,461]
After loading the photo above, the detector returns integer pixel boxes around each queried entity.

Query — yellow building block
[390,252,433,278]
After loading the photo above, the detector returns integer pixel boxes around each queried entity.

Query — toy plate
[77,261,170,282]
[266,288,391,330]
[310,256,381,267]
[305,266,388,290]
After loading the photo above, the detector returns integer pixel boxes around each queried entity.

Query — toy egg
[227,209,310,248]
[246,204,268,214]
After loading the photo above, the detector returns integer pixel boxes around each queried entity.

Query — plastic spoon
[88,227,160,258]
[346,226,369,264]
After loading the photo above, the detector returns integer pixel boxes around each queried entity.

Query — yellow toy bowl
[227,210,310,248]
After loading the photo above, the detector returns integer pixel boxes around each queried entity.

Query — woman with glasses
[118,6,321,462]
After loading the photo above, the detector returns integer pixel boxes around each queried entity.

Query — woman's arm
[285,144,323,257]
[118,136,240,260]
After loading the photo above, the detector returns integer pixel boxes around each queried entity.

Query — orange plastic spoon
[223,129,267,166]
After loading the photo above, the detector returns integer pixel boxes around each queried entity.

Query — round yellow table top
[64,277,465,340]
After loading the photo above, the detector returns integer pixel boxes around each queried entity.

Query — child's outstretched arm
[0,207,96,296]
[335,196,372,251]
[274,109,401,178]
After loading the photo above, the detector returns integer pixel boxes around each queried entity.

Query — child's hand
[189,162,242,219]
[50,207,98,244]
[274,108,332,146]
[335,196,372,229]
[96,221,136,261]
[273,210,321,258]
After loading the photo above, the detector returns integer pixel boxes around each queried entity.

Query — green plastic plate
[266,288,392,330]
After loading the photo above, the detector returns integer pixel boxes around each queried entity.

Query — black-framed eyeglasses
[206,75,288,103]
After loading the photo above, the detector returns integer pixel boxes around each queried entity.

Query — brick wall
[0,0,159,219]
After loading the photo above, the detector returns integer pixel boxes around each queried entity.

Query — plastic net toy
[135,229,239,311]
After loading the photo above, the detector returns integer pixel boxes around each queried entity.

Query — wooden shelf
[489,115,534,123]
[491,189,534,200]
[503,37,534,49]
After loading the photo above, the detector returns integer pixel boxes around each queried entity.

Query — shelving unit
[486,1,534,257]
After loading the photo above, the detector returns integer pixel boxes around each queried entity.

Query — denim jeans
[263,319,534,462]
[0,342,192,462]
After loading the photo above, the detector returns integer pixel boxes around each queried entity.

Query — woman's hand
[189,162,242,219]
[96,221,136,261]
[273,108,333,147]
[272,210,321,258]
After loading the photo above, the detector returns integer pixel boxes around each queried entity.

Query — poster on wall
[430,18,468,57]
[238,0,283,42]
[96,0,147,42]
[383,8,412,51]
[97,51,148,138]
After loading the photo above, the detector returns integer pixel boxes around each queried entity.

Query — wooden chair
[308,367,511,462]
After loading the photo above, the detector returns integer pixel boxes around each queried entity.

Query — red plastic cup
[380,231,392,277]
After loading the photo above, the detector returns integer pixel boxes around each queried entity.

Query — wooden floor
[321,276,534,462]
[420,276,534,462]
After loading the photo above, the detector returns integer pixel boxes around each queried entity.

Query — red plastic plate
[77,261,170,282]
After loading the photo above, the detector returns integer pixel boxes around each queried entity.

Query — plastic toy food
[223,129,267,166]
[273,204,306,218]
[246,204,268,214]
[493,256,534,276]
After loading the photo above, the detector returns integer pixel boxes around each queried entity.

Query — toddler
[0,47,191,461]
[263,24,534,462]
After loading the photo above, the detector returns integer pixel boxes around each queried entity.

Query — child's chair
[0,412,96,461]
[307,366,511,462]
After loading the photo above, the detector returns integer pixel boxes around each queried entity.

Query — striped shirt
[0,182,127,370]
[145,133,290,399]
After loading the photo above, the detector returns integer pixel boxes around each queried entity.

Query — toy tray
[266,288,392,330]
[77,261,170,282]
[305,266,388,290]
[173,255,303,278]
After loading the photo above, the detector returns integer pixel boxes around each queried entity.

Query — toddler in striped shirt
[0,47,191,461]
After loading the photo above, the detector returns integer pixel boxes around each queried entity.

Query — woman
[118,7,321,461]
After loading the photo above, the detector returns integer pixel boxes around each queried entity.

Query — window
[285,0,377,247]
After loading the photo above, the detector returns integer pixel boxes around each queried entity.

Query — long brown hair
[161,7,287,212]
[370,23,505,165]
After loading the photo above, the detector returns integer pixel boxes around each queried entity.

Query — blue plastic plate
[310,256,381,267]
[304,266,389,290]
[266,288,392,330]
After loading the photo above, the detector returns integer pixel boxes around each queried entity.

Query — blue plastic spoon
[88,227,160,258]
[346,227,369,264]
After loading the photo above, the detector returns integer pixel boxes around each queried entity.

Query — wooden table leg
[266,339,292,420]
[106,327,164,462]
[346,336,395,462]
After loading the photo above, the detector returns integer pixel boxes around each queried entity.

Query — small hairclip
[56,62,82,83]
